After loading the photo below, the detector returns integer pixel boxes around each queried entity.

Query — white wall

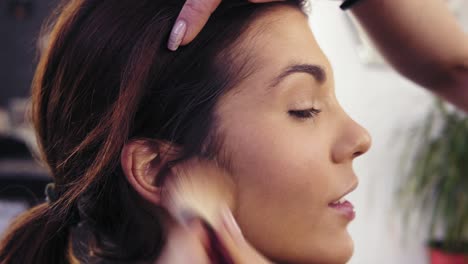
[307,2,436,263]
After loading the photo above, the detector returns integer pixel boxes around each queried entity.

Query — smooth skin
[126,5,371,264]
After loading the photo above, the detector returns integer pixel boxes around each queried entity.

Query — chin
[270,236,354,264]
[302,232,355,264]
[319,233,355,264]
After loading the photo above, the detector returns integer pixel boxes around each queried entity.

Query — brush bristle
[162,158,235,227]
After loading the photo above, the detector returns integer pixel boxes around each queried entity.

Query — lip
[329,200,356,221]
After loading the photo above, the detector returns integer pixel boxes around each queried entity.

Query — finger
[168,0,221,51]
[156,220,210,264]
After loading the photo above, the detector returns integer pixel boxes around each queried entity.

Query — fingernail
[222,206,244,242]
[168,19,187,51]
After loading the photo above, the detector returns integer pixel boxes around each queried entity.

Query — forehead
[230,5,332,93]
[251,7,329,73]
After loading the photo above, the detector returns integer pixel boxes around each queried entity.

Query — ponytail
[0,202,77,264]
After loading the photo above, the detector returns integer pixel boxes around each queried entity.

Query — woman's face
[213,6,371,264]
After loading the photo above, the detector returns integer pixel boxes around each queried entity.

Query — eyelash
[288,108,322,119]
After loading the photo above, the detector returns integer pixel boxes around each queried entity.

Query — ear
[121,139,182,205]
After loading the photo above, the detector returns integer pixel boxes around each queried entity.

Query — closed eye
[288,108,322,119]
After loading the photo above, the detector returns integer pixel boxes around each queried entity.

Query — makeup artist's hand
[167,0,285,51]
[156,220,211,264]
[156,211,273,264]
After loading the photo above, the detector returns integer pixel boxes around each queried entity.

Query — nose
[332,117,372,163]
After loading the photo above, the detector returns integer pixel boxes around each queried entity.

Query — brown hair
[0,0,306,263]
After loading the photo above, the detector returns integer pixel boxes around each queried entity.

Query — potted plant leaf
[399,99,468,264]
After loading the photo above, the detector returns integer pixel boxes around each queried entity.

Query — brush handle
[156,215,273,264]
[201,220,235,264]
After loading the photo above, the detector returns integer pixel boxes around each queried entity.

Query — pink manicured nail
[168,19,187,51]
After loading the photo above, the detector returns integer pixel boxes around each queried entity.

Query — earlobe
[121,139,181,205]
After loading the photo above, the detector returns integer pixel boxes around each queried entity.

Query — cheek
[229,123,332,204]
[223,115,335,209]
[220,116,343,259]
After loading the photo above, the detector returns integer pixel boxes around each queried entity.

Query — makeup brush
[162,157,235,225]
[161,158,237,263]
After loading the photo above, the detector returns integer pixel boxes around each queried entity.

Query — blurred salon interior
[0,0,467,263]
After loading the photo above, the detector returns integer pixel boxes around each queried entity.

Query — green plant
[399,99,468,254]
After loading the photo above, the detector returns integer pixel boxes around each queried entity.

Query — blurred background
[0,0,466,263]
[0,0,59,231]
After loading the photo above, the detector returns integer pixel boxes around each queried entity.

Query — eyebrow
[269,63,327,89]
